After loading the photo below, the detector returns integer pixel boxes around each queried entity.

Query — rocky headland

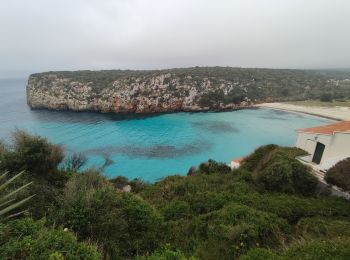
[26,67,350,114]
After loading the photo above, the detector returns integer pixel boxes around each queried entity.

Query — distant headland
[26,67,350,114]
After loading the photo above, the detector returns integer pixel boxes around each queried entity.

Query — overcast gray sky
[1,0,350,77]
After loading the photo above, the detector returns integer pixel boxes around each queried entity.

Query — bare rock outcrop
[27,69,253,113]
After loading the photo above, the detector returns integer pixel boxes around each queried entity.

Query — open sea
[0,78,332,182]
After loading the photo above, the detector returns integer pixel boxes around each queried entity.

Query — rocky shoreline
[28,101,258,115]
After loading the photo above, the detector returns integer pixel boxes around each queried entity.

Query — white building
[295,121,350,171]
[230,158,243,169]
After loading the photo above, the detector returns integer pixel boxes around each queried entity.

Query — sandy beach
[256,103,350,121]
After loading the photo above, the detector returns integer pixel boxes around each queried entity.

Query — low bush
[198,159,231,175]
[138,246,197,260]
[197,203,290,259]
[240,248,281,260]
[242,145,317,195]
[256,158,317,195]
[162,201,191,221]
[162,218,202,255]
[241,145,307,173]
[241,144,278,172]
[0,131,69,219]
[228,193,350,224]
[296,217,350,239]
[290,161,318,196]
[0,130,64,178]
[325,157,350,191]
[284,239,350,259]
[57,170,161,258]
[0,218,100,260]
[242,239,350,259]
[257,160,294,193]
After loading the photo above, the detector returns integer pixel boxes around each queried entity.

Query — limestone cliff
[26,67,343,114]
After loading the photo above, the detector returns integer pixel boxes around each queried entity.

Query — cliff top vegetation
[29,67,350,102]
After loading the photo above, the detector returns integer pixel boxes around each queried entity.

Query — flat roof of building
[297,121,350,135]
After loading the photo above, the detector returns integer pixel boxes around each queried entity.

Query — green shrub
[257,160,295,193]
[256,159,317,195]
[198,159,231,175]
[57,170,161,258]
[0,218,101,260]
[162,201,191,221]
[118,192,162,257]
[138,246,197,260]
[162,218,202,255]
[227,192,350,224]
[141,173,256,211]
[242,239,350,259]
[241,145,307,173]
[296,217,350,239]
[197,203,290,259]
[240,248,281,260]
[241,144,278,172]
[325,157,350,191]
[0,131,68,219]
[242,145,317,195]
[284,239,350,259]
[186,192,230,215]
[290,161,318,196]
[0,130,64,178]
[235,169,255,183]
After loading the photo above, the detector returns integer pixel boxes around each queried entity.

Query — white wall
[295,132,331,155]
[295,131,350,169]
[322,132,350,168]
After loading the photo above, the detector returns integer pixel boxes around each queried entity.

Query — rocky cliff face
[26,70,254,113]
[27,67,342,114]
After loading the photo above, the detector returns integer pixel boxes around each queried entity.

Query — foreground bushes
[57,170,161,258]
[187,159,231,176]
[296,216,350,239]
[325,157,350,191]
[229,193,350,224]
[257,159,317,195]
[138,247,197,260]
[197,204,289,259]
[0,130,68,219]
[0,218,100,259]
[241,145,317,195]
[242,239,350,259]
[1,131,350,259]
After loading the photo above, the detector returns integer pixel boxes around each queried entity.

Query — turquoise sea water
[0,78,332,182]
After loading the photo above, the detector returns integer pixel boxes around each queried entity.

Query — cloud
[0,0,350,77]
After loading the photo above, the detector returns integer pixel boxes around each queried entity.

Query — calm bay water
[0,78,332,182]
